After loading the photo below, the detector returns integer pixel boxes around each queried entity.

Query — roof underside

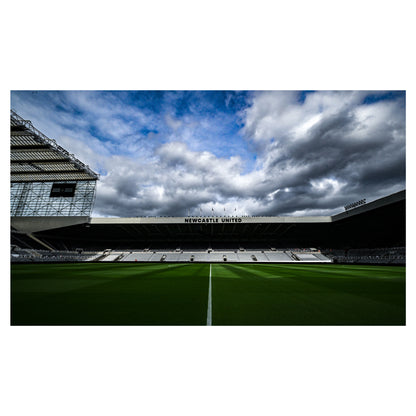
[10,110,99,182]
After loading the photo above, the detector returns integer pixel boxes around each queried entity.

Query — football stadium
[10,108,406,326]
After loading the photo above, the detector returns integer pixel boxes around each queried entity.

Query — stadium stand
[10,245,334,263]
[11,247,102,263]
[325,247,405,265]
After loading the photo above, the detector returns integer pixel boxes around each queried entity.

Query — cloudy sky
[11,90,405,218]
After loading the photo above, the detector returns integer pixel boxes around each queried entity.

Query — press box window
[50,183,76,197]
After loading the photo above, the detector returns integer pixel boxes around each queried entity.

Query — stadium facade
[11,109,98,216]
[11,110,99,247]
[10,110,405,264]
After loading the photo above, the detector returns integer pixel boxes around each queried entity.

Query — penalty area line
[207,264,212,326]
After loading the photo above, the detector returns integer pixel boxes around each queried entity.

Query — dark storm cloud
[240,91,405,216]
[265,109,398,189]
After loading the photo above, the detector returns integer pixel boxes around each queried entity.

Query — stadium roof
[10,109,99,183]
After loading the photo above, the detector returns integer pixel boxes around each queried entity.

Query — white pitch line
[207,264,212,326]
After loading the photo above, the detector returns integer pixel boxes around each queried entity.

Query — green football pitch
[11,262,405,325]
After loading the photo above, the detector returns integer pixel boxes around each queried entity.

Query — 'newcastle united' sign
[184,217,243,223]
